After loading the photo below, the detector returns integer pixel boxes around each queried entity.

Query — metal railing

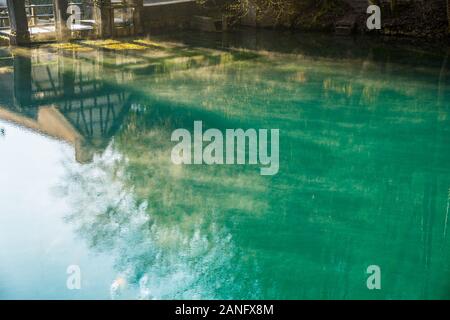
[0,2,83,30]
[0,5,8,30]
[27,4,55,27]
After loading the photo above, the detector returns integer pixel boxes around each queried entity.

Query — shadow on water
[0,29,449,299]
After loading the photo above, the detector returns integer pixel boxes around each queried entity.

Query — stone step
[335,14,357,35]
[335,25,354,35]
[345,0,369,13]
[191,16,224,32]
[335,0,369,34]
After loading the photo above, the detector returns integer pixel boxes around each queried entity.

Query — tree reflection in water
[57,103,267,299]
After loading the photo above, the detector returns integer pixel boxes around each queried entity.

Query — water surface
[0,30,449,299]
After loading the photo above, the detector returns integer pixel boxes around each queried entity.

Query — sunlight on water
[0,31,449,299]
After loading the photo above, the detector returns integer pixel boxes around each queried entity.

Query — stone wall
[238,0,349,30]
[239,0,291,28]
[142,0,203,32]
[378,0,448,39]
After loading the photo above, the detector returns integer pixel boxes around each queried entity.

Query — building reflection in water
[0,43,266,299]
[0,49,131,163]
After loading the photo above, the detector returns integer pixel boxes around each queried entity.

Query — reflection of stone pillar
[75,138,94,164]
[6,0,30,46]
[13,54,32,107]
[93,0,113,38]
[53,0,70,41]
[127,0,143,35]
[62,58,75,98]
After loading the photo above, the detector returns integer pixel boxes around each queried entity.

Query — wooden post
[53,0,70,41]
[6,0,30,46]
[93,0,113,38]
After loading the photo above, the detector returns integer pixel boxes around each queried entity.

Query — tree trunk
[390,0,397,15]
[447,0,450,32]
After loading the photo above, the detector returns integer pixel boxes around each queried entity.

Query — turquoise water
[0,31,449,299]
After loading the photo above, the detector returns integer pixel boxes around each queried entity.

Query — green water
[0,31,449,299]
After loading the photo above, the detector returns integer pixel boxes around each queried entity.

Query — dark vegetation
[200,0,450,40]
